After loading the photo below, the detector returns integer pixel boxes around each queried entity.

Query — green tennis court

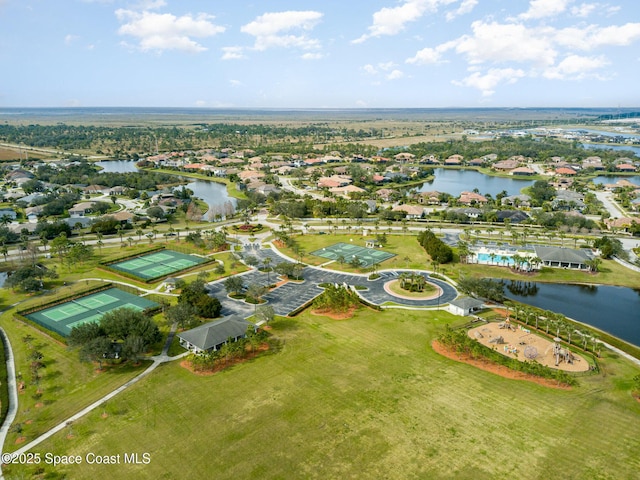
[109,249,207,280]
[310,242,395,267]
[25,288,159,337]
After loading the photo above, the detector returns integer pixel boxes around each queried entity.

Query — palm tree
[0,244,8,263]
[489,252,496,265]
[263,257,272,284]
[136,227,143,241]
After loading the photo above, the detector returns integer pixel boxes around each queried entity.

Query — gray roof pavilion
[178,315,256,353]
[534,245,592,269]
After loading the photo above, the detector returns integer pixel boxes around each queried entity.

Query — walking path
[2,321,188,468]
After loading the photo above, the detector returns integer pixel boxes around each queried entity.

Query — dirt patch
[432,340,572,390]
[15,437,26,445]
[35,403,44,408]
[310,307,356,320]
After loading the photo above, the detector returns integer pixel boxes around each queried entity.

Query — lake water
[503,280,640,347]
[582,143,640,157]
[0,272,7,288]
[93,159,235,217]
[419,168,534,197]
[591,175,640,186]
[95,159,139,173]
[186,180,236,219]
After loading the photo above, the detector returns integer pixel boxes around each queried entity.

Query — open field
[7,308,640,479]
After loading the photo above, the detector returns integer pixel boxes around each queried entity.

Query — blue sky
[1,0,640,108]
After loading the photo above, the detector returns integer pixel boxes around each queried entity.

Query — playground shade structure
[108,250,206,280]
[25,288,159,337]
[310,242,395,268]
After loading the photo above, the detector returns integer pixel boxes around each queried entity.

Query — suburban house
[0,208,18,221]
[178,316,257,354]
[329,185,366,197]
[533,246,593,270]
[493,159,520,171]
[444,154,464,165]
[616,163,637,172]
[511,166,536,176]
[552,190,585,211]
[69,201,97,217]
[414,191,442,205]
[448,296,484,316]
[555,167,577,176]
[394,152,415,163]
[604,217,637,232]
[501,194,531,207]
[458,191,488,205]
[392,204,425,219]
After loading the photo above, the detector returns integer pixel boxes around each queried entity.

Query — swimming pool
[476,253,525,266]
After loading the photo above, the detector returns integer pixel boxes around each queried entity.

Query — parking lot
[206,243,459,319]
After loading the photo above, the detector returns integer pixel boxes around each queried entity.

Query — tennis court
[310,242,395,268]
[25,288,159,337]
[109,249,206,280]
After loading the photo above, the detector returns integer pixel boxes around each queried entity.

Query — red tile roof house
[467,158,485,167]
[317,175,352,188]
[555,167,577,176]
[394,152,416,163]
[616,163,637,172]
[605,217,637,232]
[459,191,488,205]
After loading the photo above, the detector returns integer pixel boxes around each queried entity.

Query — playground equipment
[489,335,505,345]
[524,345,538,360]
[553,338,575,366]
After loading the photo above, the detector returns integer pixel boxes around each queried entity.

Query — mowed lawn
[9,309,640,479]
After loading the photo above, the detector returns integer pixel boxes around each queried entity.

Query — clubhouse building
[178,316,256,354]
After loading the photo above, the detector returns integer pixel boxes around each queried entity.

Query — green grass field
[7,308,640,479]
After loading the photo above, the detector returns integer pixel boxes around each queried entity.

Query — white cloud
[570,3,596,17]
[115,9,225,53]
[229,79,243,87]
[386,69,405,80]
[454,21,557,67]
[241,11,323,51]
[554,22,640,50]
[195,100,207,107]
[64,34,79,46]
[353,0,456,44]
[221,46,246,60]
[446,0,478,21]
[301,52,324,60]
[453,68,525,96]
[363,64,378,75]
[406,40,456,64]
[518,0,572,20]
[543,54,609,79]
